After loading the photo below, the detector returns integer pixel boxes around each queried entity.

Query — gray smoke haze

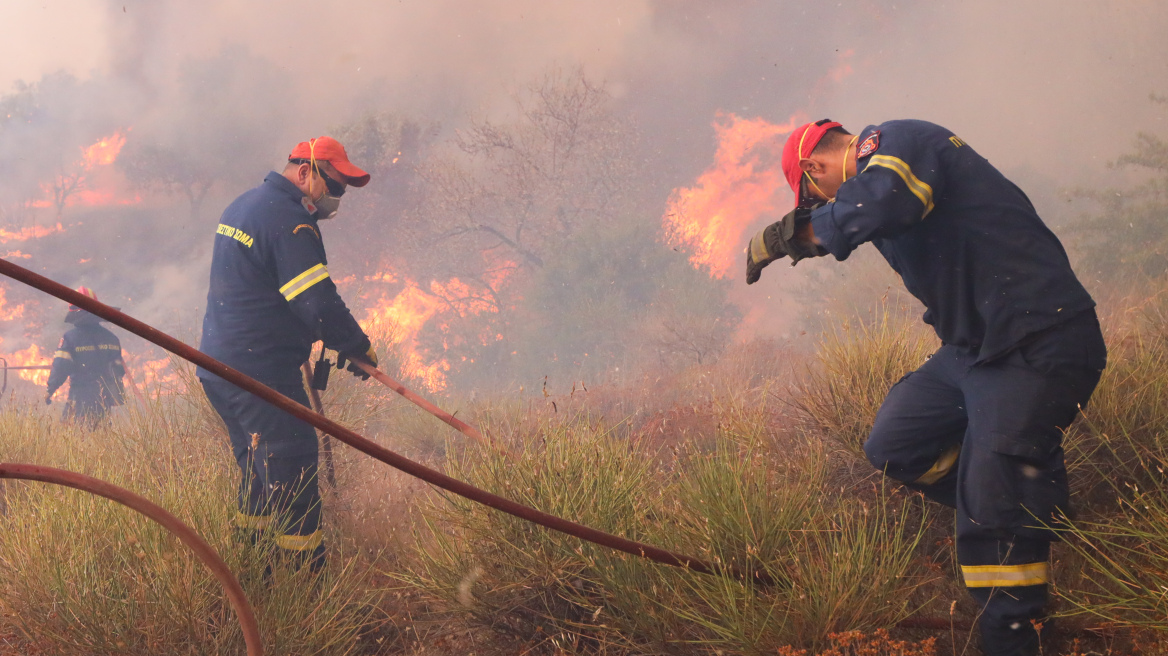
[0,0,1166,388]
[6,1,1165,181]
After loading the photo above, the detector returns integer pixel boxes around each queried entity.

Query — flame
[0,223,64,244]
[2,251,31,260]
[0,286,26,321]
[81,132,126,169]
[358,262,516,392]
[3,344,51,385]
[662,112,803,278]
[124,352,181,393]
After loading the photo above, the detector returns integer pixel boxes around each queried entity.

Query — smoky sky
[4,0,1166,187]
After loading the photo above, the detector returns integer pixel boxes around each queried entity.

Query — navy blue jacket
[810,120,1095,362]
[198,172,370,385]
[46,315,125,406]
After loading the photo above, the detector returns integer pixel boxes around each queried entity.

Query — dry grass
[4,287,1168,654]
[793,304,938,459]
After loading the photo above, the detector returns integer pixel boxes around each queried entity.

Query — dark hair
[811,127,854,155]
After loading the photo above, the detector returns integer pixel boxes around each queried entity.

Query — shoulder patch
[857,131,880,159]
[58,337,65,348]
[293,223,320,239]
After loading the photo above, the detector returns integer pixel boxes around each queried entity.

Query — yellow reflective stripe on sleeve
[961,562,1049,588]
[54,350,73,360]
[279,263,330,301]
[276,530,324,552]
[234,512,272,531]
[913,444,961,485]
[866,154,936,217]
[749,229,771,263]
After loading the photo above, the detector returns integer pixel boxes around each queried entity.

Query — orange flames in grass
[358,260,516,392]
[662,113,803,278]
[124,352,182,393]
[3,344,51,385]
[0,223,65,244]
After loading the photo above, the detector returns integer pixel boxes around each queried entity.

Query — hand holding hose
[337,345,378,381]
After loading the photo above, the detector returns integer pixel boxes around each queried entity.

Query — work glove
[44,393,53,406]
[337,345,378,381]
[745,206,823,284]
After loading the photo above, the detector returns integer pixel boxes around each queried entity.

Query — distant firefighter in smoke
[746,119,1106,656]
[197,137,377,573]
[45,286,126,429]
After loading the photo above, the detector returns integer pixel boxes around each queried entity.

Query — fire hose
[0,463,263,655]
[0,258,763,585]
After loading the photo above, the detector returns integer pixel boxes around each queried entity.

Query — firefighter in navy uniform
[197,136,377,572]
[747,119,1106,656]
[45,286,126,428]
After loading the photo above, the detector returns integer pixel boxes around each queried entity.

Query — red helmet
[68,286,98,312]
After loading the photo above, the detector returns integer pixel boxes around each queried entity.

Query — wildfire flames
[0,223,65,244]
[662,113,803,278]
[31,130,137,210]
[357,263,514,392]
[81,132,126,168]
[3,344,51,385]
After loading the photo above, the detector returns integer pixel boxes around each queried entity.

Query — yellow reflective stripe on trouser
[54,350,72,360]
[234,512,272,530]
[276,530,324,552]
[913,443,961,485]
[279,263,330,301]
[962,563,1049,588]
[866,154,935,217]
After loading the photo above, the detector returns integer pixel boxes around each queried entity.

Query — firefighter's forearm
[289,290,371,357]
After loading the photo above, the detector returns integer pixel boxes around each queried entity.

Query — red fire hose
[0,258,764,584]
[0,463,262,655]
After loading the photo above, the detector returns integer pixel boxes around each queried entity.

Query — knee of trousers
[862,434,894,473]
[864,435,960,488]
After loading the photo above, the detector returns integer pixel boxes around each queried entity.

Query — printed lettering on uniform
[857,131,880,158]
[293,223,320,239]
[949,135,966,148]
[217,223,254,248]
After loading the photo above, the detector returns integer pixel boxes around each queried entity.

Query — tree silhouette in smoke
[117,46,294,221]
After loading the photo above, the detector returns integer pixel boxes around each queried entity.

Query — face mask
[313,193,341,220]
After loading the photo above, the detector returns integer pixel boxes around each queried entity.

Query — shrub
[793,305,937,458]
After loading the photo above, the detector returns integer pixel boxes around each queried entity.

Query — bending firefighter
[746,119,1105,656]
[45,286,126,428]
[197,137,377,572]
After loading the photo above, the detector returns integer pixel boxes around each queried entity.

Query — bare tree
[412,68,637,283]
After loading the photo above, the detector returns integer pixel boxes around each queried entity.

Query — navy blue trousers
[864,311,1105,656]
[201,377,325,569]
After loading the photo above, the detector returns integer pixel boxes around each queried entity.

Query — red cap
[782,119,842,205]
[288,136,370,187]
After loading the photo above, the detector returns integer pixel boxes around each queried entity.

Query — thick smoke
[0,0,1166,390]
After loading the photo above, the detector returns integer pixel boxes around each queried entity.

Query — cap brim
[331,160,370,187]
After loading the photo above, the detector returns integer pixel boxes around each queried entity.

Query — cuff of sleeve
[809,205,855,261]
